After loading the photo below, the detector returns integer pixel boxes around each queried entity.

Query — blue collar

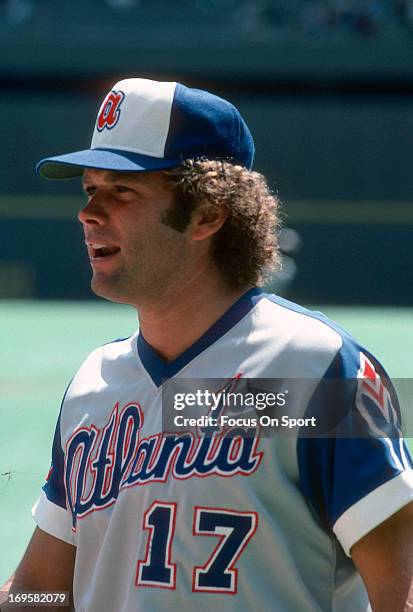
[137,287,264,387]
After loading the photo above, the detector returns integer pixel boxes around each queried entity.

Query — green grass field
[0,300,412,583]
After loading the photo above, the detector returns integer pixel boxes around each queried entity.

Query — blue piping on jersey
[137,287,265,387]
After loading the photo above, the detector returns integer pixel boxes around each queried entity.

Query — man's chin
[90,276,129,304]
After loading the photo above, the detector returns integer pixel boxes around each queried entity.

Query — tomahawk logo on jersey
[356,353,401,435]
[34,290,413,612]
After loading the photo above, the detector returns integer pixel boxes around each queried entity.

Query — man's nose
[77,194,107,226]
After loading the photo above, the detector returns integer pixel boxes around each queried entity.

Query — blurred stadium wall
[1,0,413,304]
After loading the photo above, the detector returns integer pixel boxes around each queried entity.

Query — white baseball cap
[37,78,255,179]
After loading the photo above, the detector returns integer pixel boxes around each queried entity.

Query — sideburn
[160,189,195,233]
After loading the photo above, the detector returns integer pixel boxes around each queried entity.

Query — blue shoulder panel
[263,300,413,531]
[263,294,412,529]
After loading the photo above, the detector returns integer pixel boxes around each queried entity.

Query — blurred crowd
[267,0,404,36]
[1,0,411,36]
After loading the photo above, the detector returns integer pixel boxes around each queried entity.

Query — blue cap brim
[36,148,181,179]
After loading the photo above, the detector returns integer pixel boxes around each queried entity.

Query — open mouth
[87,242,121,260]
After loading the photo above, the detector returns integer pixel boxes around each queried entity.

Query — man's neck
[137,277,251,362]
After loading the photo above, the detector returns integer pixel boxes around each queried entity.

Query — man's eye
[115,186,131,194]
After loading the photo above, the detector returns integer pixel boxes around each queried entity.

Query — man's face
[79,168,192,306]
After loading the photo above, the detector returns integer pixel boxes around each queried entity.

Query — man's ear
[189,207,228,242]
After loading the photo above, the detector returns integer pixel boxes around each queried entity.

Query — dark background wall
[1,0,412,303]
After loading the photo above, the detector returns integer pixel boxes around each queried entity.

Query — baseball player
[1,78,413,612]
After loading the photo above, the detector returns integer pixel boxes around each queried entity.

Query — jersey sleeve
[297,336,413,557]
[32,390,76,546]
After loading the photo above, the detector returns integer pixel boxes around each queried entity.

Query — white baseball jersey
[33,289,413,611]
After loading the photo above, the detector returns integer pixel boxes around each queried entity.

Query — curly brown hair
[162,159,281,289]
